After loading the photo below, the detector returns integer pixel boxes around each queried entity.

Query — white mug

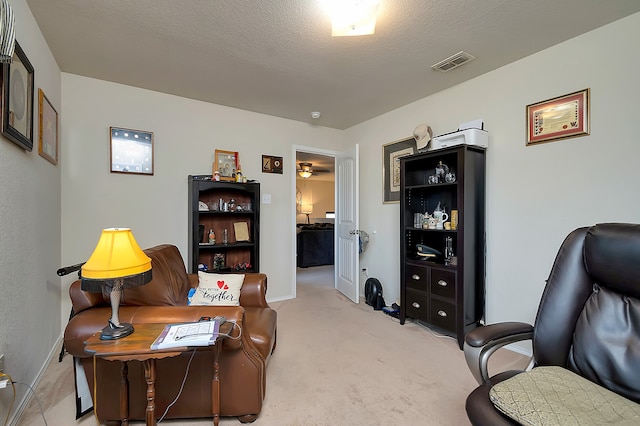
[436,212,449,230]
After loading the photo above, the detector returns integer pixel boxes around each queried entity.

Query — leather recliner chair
[463,223,640,425]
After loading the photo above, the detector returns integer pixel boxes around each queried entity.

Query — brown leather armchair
[464,223,640,425]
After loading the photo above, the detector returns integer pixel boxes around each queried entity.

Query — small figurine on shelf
[435,161,449,183]
[213,171,221,181]
[208,229,216,244]
[213,253,225,271]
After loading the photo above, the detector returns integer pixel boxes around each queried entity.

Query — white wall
[348,13,640,333]
[0,0,61,421]
[60,75,344,320]
[296,178,335,223]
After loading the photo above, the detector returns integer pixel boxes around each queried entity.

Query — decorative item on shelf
[445,169,456,183]
[428,175,439,184]
[198,263,208,271]
[451,209,459,230]
[228,198,236,211]
[208,229,216,244]
[80,228,152,340]
[413,212,424,228]
[213,253,225,271]
[413,123,433,152]
[222,229,229,244]
[433,202,449,230]
[435,161,449,183]
[214,149,238,181]
[233,262,251,271]
[199,225,205,243]
[444,236,454,266]
[234,222,249,242]
[236,167,243,182]
[213,171,220,181]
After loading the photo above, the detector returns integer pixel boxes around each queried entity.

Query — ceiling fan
[297,162,330,178]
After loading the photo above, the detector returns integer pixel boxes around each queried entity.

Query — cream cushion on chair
[489,366,640,426]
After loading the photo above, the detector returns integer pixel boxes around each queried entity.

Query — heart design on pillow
[216,280,231,290]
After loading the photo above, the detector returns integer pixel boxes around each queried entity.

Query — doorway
[293,148,336,295]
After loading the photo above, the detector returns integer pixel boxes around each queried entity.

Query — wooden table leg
[143,359,157,426]
[212,344,221,426]
[120,361,129,426]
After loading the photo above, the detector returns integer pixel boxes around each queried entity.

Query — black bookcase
[399,146,485,349]
[188,176,260,274]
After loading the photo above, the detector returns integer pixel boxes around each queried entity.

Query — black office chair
[463,223,640,425]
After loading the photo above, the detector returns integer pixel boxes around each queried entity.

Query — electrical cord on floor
[3,373,48,426]
[157,347,198,423]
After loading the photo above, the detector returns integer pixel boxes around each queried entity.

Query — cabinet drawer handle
[437,279,447,287]
[412,302,421,309]
[412,274,421,281]
[437,310,447,317]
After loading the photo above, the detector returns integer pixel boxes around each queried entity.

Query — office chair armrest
[464,322,534,385]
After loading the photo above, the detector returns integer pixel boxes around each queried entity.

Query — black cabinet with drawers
[399,146,486,349]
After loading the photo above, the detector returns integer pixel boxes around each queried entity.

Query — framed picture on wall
[382,137,416,203]
[526,88,590,145]
[110,127,154,175]
[38,88,58,165]
[1,41,35,151]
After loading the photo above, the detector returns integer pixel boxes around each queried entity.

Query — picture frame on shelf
[526,88,590,146]
[38,88,58,165]
[382,137,416,203]
[214,149,237,181]
[1,41,35,151]
[110,126,154,175]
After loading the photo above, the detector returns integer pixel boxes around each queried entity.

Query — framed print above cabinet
[1,41,34,151]
[383,137,416,203]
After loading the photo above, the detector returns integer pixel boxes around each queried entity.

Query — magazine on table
[151,319,220,350]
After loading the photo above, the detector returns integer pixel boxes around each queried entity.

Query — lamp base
[99,322,134,340]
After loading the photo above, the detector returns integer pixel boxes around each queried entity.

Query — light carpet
[17,265,527,425]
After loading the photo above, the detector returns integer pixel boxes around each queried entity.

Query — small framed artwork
[382,137,416,203]
[38,89,58,165]
[110,127,154,175]
[262,154,283,174]
[1,41,35,151]
[214,149,238,181]
[526,88,590,146]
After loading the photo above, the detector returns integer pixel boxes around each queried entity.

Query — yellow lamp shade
[82,228,151,281]
[301,204,313,215]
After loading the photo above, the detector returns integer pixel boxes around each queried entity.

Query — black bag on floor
[364,278,386,310]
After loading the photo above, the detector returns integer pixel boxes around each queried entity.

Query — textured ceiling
[26,0,640,129]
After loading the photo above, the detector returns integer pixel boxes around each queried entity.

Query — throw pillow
[490,366,640,426]
[190,272,244,306]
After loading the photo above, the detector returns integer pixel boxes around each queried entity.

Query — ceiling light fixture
[325,0,380,37]
[298,162,314,178]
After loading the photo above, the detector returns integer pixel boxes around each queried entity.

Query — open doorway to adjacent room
[294,150,336,292]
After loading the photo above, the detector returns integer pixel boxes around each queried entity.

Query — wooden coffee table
[84,322,230,426]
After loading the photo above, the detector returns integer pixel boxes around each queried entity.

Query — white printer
[430,128,488,151]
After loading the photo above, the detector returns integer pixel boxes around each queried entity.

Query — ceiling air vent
[431,51,476,73]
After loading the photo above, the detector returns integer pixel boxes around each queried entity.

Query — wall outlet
[0,354,4,373]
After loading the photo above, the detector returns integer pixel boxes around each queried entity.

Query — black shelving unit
[399,146,485,349]
[188,176,260,273]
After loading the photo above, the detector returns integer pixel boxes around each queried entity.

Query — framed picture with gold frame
[38,88,58,165]
[214,149,238,181]
[526,88,590,145]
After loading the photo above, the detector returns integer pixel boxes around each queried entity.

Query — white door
[336,144,359,303]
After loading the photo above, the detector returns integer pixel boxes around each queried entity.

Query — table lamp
[301,204,313,224]
[81,228,152,340]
